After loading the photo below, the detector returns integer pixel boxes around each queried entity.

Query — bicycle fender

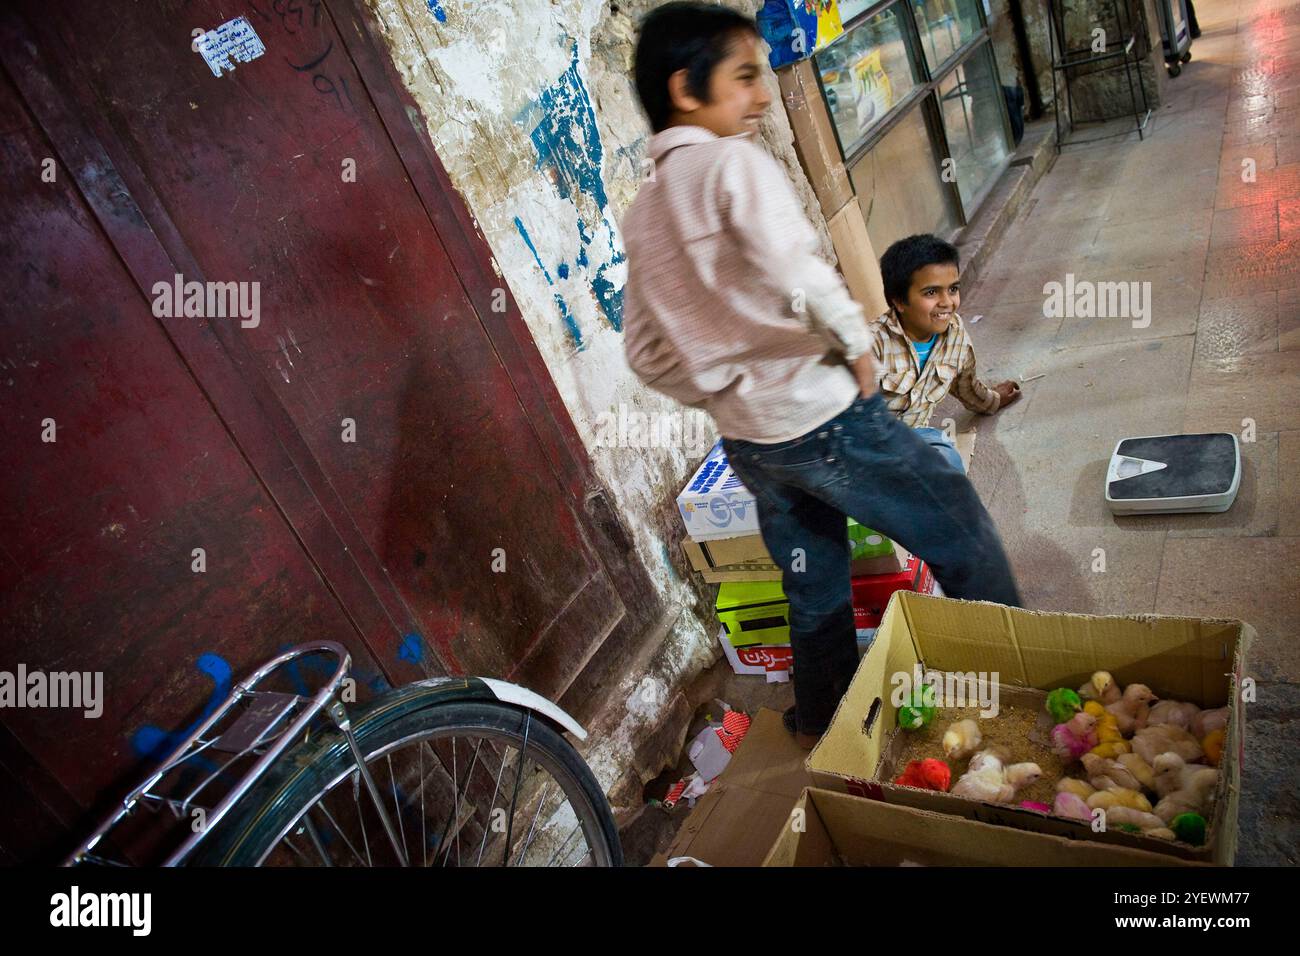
[478,678,588,741]
[407,676,587,741]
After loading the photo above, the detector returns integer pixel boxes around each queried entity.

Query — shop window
[936,44,1010,210]
[910,0,982,72]
[815,2,919,156]
[849,103,959,255]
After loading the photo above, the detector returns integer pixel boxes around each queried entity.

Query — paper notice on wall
[195,17,266,78]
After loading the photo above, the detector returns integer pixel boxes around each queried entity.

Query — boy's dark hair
[880,234,961,311]
[633,2,760,133]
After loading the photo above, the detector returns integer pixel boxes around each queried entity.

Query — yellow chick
[1055,777,1096,800]
[1087,787,1153,812]
[942,718,982,760]
[1090,739,1131,758]
[1116,752,1156,791]
[1202,728,1225,767]
[1084,700,1125,743]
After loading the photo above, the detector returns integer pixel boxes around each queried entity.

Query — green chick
[1170,813,1207,846]
[898,687,937,731]
[1045,687,1083,724]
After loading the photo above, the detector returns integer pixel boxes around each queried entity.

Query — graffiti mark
[131,653,232,764]
[515,217,583,350]
[398,633,425,665]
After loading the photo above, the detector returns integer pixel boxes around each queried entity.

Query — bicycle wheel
[191,695,622,867]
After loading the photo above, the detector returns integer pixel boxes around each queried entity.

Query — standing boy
[621,3,1021,747]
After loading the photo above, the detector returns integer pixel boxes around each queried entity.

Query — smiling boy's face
[894,262,961,342]
[666,31,772,137]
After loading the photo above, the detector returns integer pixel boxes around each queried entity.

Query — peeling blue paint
[516,216,584,350]
[426,0,447,23]
[557,263,570,279]
[519,42,626,336]
[131,653,231,765]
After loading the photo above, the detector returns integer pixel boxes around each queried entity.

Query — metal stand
[1047,0,1153,149]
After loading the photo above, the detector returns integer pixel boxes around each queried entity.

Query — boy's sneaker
[782,706,824,750]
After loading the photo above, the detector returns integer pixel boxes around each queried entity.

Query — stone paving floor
[951,0,1300,865]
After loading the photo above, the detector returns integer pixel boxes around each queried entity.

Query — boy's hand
[851,352,881,399]
[992,380,1022,409]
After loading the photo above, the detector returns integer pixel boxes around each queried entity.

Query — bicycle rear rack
[66,641,354,867]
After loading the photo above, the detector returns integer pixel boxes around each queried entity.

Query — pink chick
[1051,712,1099,761]
[1053,792,1093,821]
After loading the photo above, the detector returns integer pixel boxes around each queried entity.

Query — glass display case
[811,0,1012,249]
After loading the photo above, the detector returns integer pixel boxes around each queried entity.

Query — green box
[716,580,790,647]
[847,519,894,560]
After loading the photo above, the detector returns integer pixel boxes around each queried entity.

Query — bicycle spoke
[387,754,408,863]
[314,801,366,867]
[474,746,510,868]
[515,782,553,867]
[546,819,583,868]
[352,772,373,867]
[419,744,428,868]
[501,713,531,867]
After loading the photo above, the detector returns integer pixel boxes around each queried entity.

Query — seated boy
[870,234,1021,472]
[621,4,1021,747]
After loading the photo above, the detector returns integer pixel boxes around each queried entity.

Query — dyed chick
[1077,670,1122,705]
[1147,700,1201,731]
[1080,753,1142,792]
[1105,683,1158,735]
[1055,777,1096,800]
[894,758,951,792]
[1053,792,1093,821]
[1090,740,1132,759]
[1088,787,1153,813]
[1051,712,1098,761]
[1154,791,1206,824]
[1046,687,1083,723]
[1133,724,1204,765]
[1202,729,1225,767]
[942,718,982,760]
[1191,706,1229,740]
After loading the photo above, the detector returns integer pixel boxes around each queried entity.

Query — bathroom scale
[1105,433,1241,515]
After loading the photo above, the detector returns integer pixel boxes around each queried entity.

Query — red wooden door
[0,0,660,861]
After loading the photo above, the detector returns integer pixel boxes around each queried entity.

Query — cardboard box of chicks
[807,592,1251,864]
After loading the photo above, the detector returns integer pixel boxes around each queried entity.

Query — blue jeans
[914,426,965,473]
[722,392,1021,734]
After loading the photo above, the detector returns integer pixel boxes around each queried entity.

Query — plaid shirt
[868,311,1000,428]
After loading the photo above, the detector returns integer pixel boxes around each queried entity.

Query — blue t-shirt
[913,334,938,370]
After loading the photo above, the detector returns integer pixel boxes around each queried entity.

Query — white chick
[952,766,1014,803]
[942,719,982,760]
[967,745,1011,775]
[1147,700,1201,731]
[1104,806,1167,832]
[1077,670,1122,705]
[1151,753,1218,800]
[1133,724,1204,765]
[1105,683,1158,735]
